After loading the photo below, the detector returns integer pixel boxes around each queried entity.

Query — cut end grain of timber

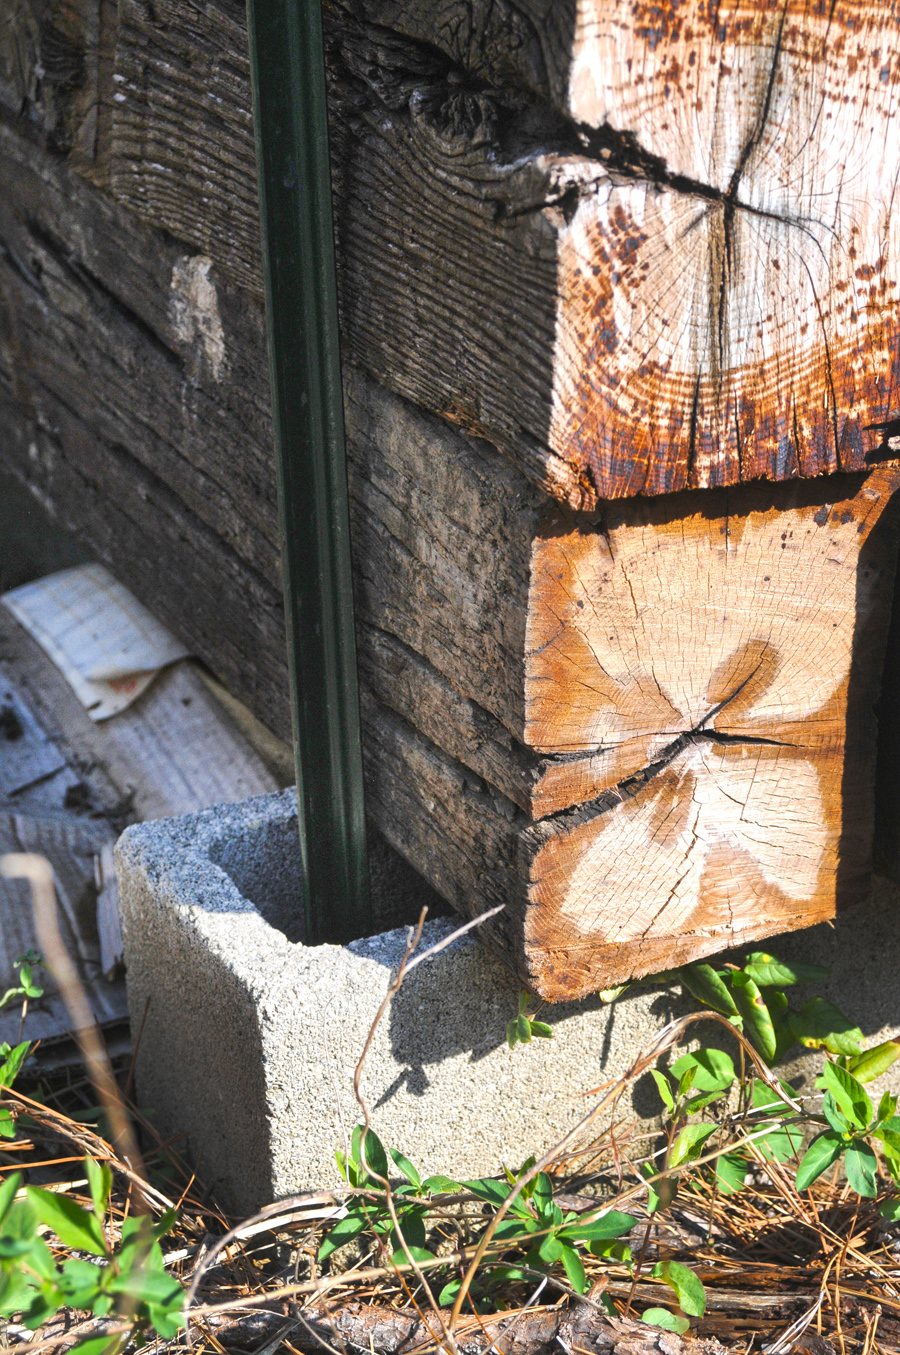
[521,467,900,999]
[330,0,900,501]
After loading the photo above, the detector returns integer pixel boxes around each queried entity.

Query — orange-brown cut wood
[551,2,900,497]
[325,0,900,502]
[521,466,900,998]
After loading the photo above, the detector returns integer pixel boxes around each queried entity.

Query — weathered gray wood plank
[97,0,900,503]
[108,0,263,295]
[0,119,291,739]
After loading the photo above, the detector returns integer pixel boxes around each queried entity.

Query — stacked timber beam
[0,0,288,738]
[2,0,900,998]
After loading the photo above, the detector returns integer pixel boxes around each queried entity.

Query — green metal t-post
[245,0,371,943]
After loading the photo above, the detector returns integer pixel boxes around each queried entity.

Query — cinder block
[115,791,667,1214]
[116,790,900,1216]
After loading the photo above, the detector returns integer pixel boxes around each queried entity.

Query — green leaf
[670,1122,717,1170]
[517,1014,532,1044]
[742,953,829,987]
[818,1061,873,1131]
[354,1126,389,1181]
[589,1239,633,1268]
[877,1093,898,1126]
[26,1187,106,1256]
[787,998,863,1057]
[729,974,777,1062]
[597,984,630,1003]
[559,1242,586,1294]
[464,1178,512,1207]
[530,1021,554,1039]
[652,1260,706,1317]
[438,1280,462,1307]
[0,1110,15,1140]
[0,1172,21,1226]
[559,1211,637,1243]
[0,1042,30,1089]
[796,1131,845,1191]
[493,1217,537,1241]
[84,1158,113,1219]
[875,1125,900,1157]
[0,1270,41,1321]
[879,1197,900,1221]
[683,1089,733,1114]
[66,1334,126,1355]
[422,1175,461,1194]
[651,1070,675,1113]
[506,1019,519,1049]
[750,1081,803,1162]
[152,1208,178,1243]
[537,1233,563,1264]
[670,1049,736,1095]
[57,1258,105,1309]
[389,1245,434,1267]
[676,1064,697,1100]
[679,964,740,1018]
[389,1148,422,1191]
[822,1091,852,1135]
[716,1152,749,1195]
[642,1308,690,1334]
[844,1140,878,1198]
[147,1305,186,1340]
[0,1268,43,1322]
[531,1171,553,1211]
[487,1265,532,1290]
[317,1212,368,1261]
[107,1267,183,1306]
[390,1212,426,1252]
[849,1042,900,1084]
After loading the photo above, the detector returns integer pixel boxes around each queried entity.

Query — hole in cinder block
[209,815,306,941]
[209,812,451,945]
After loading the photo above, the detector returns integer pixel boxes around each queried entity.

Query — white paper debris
[2,564,189,719]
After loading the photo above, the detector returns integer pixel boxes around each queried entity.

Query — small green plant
[506,991,553,1048]
[796,1060,900,1197]
[0,1158,183,1349]
[627,959,900,1209]
[322,1126,638,1306]
[640,1260,707,1333]
[322,1124,456,1264]
[442,1157,636,1304]
[0,950,43,1015]
[521,949,900,1329]
[601,950,868,1066]
[318,953,900,1331]
[0,951,43,1140]
[0,1043,31,1141]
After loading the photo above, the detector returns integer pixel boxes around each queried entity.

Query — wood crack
[535,669,791,829]
[334,10,816,238]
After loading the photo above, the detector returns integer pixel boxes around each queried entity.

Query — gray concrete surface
[116,789,900,1216]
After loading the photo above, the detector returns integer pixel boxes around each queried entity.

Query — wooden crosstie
[2,0,900,997]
